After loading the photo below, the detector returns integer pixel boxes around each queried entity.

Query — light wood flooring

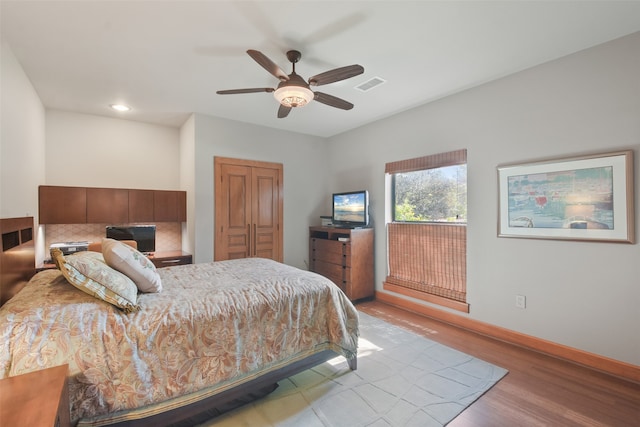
[357,300,640,427]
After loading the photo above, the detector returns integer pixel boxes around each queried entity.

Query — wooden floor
[357,300,640,427]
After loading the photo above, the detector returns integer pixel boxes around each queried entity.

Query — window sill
[383,281,470,313]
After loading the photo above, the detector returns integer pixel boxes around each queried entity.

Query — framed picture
[497,150,634,243]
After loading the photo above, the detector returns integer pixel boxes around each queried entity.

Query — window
[393,164,467,223]
[384,149,468,312]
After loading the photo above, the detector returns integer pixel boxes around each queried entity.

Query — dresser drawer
[313,249,346,266]
[311,239,351,266]
[149,252,192,268]
[312,238,351,254]
[312,260,350,292]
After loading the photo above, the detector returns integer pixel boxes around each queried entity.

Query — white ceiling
[2,1,639,138]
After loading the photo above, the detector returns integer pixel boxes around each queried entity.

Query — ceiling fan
[217,49,364,118]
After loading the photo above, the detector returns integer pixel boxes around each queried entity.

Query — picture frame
[497,150,634,243]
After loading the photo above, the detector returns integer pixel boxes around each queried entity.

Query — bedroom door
[214,157,283,262]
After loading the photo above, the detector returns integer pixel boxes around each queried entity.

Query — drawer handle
[161,259,182,264]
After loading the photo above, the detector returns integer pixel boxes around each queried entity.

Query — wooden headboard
[0,217,35,306]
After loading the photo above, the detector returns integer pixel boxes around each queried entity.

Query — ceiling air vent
[355,77,386,92]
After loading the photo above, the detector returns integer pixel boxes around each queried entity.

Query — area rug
[198,311,508,427]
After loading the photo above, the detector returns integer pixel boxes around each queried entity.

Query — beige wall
[45,110,180,189]
[326,32,640,365]
[0,41,46,220]
[0,41,47,262]
[190,114,329,266]
[179,114,196,256]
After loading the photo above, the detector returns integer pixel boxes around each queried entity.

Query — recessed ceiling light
[110,104,131,112]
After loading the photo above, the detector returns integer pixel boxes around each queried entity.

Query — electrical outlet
[515,295,526,309]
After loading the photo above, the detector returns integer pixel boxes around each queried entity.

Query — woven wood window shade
[385,223,467,302]
[385,149,468,309]
[385,149,467,174]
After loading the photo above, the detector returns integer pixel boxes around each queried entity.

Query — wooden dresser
[309,226,374,301]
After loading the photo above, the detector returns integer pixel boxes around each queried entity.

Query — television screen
[106,225,156,254]
[332,190,369,227]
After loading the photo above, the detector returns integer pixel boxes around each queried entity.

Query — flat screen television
[332,190,369,228]
[106,225,156,254]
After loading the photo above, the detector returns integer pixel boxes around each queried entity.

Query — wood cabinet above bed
[128,189,155,222]
[86,187,129,223]
[153,190,187,222]
[39,185,186,224]
[39,186,87,224]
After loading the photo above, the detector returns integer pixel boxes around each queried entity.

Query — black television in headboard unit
[106,225,156,254]
[332,190,370,228]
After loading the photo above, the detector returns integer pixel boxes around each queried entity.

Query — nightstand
[0,364,70,427]
[148,251,192,268]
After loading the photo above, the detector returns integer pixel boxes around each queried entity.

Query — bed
[0,217,359,426]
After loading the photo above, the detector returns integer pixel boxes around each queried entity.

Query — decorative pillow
[75,250,107,262]
[50,248,140,313]
[101,238,162,293]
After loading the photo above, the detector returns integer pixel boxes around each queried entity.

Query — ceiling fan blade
[313,92,354,110]
[247,50,289,81]
[216,88,274,95]
[308,65,364,86]
[277,104,292,118]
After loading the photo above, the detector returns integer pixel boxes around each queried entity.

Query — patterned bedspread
[0,258,359,426]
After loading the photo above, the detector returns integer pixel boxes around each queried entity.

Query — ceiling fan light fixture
[110,104,131,112]
[274,86,314,108]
